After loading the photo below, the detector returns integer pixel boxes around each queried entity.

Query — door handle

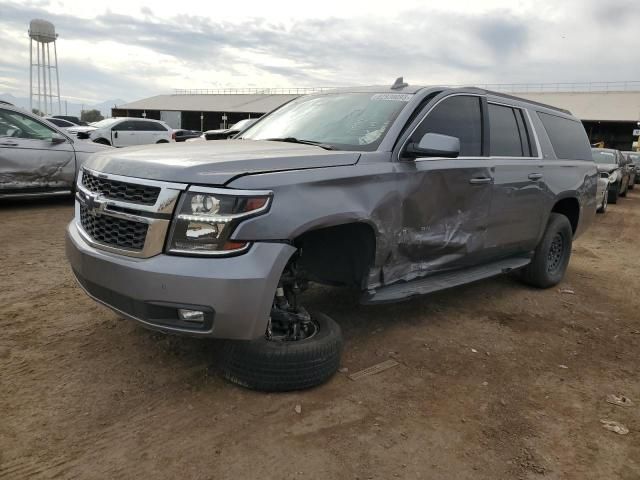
[114,131,118,139]
[528,173,543,180]
[469,177,492,185]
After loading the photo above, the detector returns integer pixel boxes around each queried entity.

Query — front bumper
[66,221,295,340]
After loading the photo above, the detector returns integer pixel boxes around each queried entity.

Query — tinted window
[412,95,482,156]
[147,121,167,131]
[538,112,592,160]
[488,104,524,156]
[48,118,72,127]
[113,121,135,131]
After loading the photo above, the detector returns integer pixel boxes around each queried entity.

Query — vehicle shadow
[0,196,74,211]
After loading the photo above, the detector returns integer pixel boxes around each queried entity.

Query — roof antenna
[391,77,408,90]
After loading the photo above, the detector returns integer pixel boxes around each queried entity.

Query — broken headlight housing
[167,187,272,256]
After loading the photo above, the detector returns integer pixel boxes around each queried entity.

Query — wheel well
[156,139,169,143]
[94,138,110,145]
[551,197,579,234]
[294,223,376,288]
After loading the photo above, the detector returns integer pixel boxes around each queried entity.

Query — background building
[111,88,328,132]
[113,83,640,148]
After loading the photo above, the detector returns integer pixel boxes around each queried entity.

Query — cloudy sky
[1,0,639,104]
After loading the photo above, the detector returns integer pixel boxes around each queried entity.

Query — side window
[152,122,167,132]
[113,121,134,131]
[412,95,483,156]
[0,110,56,140]
[488,103,524,156]
[538,112,592,161]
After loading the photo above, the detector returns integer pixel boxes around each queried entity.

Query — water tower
[28,19,61,116]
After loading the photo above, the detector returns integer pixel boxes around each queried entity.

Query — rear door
[150,121,169,142]
[484,102,544,256]
[0,108,75,193]
[394,93,495,276]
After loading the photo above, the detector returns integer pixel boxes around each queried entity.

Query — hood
[596,164,618,174]
[85,139,360,185]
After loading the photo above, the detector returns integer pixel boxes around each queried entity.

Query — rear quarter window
[538,112,592,161]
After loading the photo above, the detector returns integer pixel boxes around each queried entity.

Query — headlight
[608,171,618,183]
[167,187,272,255]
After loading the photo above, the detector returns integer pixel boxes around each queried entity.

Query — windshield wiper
[265,137,335,150]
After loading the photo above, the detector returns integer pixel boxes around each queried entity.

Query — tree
[31,108,44,116]
[81,109,104,122]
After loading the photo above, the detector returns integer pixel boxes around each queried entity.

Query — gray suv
[66,82,597,391]
[0,103,110,198]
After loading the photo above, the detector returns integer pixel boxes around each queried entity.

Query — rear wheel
[94,138,110,145]
[156,139,169,144]
[519,213,573,289]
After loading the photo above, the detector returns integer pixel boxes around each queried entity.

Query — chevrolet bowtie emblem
[84,193,106,216]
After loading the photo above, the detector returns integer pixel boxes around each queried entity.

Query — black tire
[519,213,573,289]
[156,139,169,144]
[221,312,343,392]
[94,138,111,146]
[608,184,619,204]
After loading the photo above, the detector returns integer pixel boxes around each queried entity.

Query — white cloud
[0,0,637,103]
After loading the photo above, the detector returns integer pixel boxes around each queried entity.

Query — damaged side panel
[0,140,75,192]
[229,155,494,290]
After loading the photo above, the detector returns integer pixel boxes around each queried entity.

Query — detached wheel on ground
[221,312,343,392]
[519,213,573,289]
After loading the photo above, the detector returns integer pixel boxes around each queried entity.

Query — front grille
[80,204,148,250]
[82,170,160,205]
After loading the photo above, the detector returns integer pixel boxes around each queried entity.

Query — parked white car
[80,117,174,147]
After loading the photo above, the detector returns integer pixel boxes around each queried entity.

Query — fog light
[178,309,205,323]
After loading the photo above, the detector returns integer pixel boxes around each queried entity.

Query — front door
[391,94,494,283]
[111,120,137,147]
[0,108,75,193]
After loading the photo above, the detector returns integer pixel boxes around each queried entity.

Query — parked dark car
[202,118,257,140]
[622,151,640,185]
[66,82,597,392]
[51,115,89,126]
[592,148,629,203]
[172,129,202,142]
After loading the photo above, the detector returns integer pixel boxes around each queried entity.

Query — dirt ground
[1,193,639,480]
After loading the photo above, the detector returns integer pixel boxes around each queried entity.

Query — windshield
[231,119,255,130]
[241,92,412,151]
[592,149,617,164]
[91,118,120,128]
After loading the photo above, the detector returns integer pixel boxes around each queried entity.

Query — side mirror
[51,133,67,144]
[405,133,460,158]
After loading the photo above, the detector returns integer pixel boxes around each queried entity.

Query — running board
[363,256,531,304]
